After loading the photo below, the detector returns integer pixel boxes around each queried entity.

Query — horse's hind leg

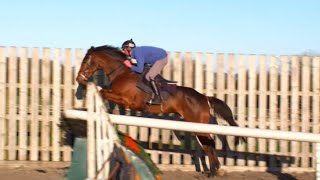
[196,133,224,177]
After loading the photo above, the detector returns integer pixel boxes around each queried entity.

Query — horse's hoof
[202,170,211,178]
[217,169,225,177]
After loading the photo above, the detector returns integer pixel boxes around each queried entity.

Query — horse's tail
[207,96,247,144]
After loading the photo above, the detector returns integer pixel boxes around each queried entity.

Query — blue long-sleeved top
[130,46,167,73]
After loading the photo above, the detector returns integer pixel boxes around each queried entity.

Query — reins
[105,63,125,81]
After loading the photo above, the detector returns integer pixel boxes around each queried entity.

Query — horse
[76,45,245,177]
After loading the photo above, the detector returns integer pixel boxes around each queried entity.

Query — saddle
[137,65,177,101]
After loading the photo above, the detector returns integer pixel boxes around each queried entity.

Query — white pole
[64,110,320,143]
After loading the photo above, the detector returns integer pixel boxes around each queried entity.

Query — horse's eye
[82,60,91,66]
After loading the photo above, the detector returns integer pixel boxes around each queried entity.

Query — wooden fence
[0,46,319,172]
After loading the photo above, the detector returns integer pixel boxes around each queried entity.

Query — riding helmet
[121,39,136,49]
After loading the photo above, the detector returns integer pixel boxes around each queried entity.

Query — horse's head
[76,47,101,85]
[76,45,128,85]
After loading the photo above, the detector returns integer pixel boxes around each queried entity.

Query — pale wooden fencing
[0,46,319,172]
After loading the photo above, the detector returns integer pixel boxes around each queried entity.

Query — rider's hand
[130,58,137,65]
[123,60,132,68]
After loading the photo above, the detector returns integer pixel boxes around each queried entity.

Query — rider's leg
[149,79,161,104]
[145,58,168,105]
[145,57,168,79]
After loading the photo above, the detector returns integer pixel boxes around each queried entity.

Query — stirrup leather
[149,80,162,104]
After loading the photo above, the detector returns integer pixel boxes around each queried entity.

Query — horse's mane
[89,45,127,60]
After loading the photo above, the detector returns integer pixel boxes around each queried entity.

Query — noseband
[79,73,88,81]
[79,55,92,81]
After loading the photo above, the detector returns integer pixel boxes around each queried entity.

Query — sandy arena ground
[0,166,314,180]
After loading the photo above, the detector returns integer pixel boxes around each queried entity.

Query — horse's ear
[87,46,95,54]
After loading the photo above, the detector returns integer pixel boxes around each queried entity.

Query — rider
[121,39,168,105]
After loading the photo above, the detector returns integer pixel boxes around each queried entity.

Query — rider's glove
[130,58,137,65]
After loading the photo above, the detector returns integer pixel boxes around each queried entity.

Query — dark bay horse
[76,45,245,177]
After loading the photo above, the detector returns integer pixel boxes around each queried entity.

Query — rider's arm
[130,48,144,73]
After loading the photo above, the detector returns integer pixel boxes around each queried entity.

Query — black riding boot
[150,80,162,105]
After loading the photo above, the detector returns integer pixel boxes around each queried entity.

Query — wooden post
[0,47,5,160]
[216,53,224,163]
[52,48,61,161]
[248,54,257,166]
[205,53,215,165]
[128,126,137,145]
[41,48,50,161]
[182,52,194,165]
[291,56,300,167]
[269,55,278,167]
[63,49,73,111]
[184,52,193,88]
[301,56,311,168]
[30,47,40,161]
[173,52,182,86]
[205,52,215,168]
[161,128,170,165]
[190,52,204,166]
[195,52,203,93]
[87,84,96,178]
[63,48,73,161]
[18,47,28,160]
[258,55,267,167]
[237,54,247,166]
[280,55,289,167]
[206,53,214,96]
[172,52,182,165]
[161,52,171,79]
[8,47,17,160]
[95,91,103,179]
[206,53,215,165]
[226,53,236,166]
[101,106,111,178]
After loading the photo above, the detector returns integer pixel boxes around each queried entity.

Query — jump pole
[64,109,320,179]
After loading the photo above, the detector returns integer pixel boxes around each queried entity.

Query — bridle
[79,54,125,82]
[79,55,93,81]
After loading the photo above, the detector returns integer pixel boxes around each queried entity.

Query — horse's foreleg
[196,134,223,177]
[99,89,127,108]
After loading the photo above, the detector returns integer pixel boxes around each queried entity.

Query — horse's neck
[103,63,130,82]
[97,52,132,82]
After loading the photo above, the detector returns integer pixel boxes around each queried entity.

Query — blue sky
[1,0,319,55]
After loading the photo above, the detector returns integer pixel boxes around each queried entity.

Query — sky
[1,0,320,55]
